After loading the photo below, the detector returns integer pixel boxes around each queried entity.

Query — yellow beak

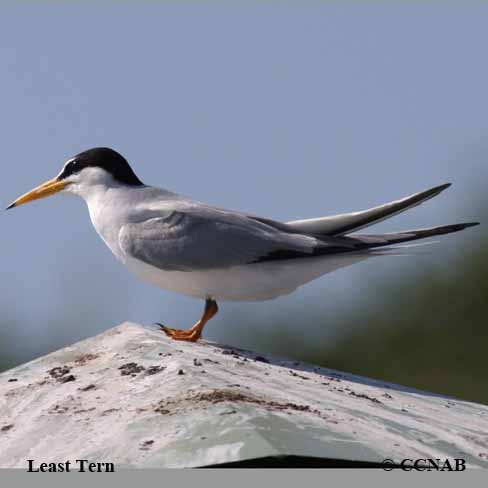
[6,178,69,210]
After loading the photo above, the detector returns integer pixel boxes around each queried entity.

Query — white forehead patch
[56,157,76,179]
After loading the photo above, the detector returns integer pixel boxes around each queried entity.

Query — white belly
[123,254,370,301]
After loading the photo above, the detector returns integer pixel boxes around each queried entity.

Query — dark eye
[59,160,78,179]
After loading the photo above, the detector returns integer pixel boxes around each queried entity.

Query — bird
[7,147,479,342]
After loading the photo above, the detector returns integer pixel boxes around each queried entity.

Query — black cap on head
[59,147,144,186]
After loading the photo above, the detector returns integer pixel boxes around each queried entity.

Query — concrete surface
[1,322,487,468]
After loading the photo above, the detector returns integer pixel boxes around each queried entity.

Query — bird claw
[155,322,198,341]
[156,323,173,336]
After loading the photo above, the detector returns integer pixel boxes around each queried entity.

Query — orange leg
[158,298,218,342]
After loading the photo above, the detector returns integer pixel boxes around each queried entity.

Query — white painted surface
[0,323,487,468]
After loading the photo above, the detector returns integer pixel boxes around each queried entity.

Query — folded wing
[119,185,479,271]
[119,206,354,271]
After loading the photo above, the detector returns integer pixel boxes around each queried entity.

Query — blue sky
[1,3,486,364]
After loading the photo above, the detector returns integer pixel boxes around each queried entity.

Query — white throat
[62,168,142,259]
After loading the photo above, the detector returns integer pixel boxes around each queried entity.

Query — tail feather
[369,240,440,256]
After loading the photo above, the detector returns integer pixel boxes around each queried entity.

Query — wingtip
[435,182,452,193]
[462,222,480,229]
[5,202,16,210]
[420,182,452,200]
[448,222,480,233]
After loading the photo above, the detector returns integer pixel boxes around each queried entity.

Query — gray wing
[285,183,451,236]
[118,206,340,271]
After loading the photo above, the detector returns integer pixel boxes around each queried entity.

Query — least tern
[7,147,479,341]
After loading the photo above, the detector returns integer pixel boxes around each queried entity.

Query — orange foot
[158,324,203,342]
[157,298,218,342]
